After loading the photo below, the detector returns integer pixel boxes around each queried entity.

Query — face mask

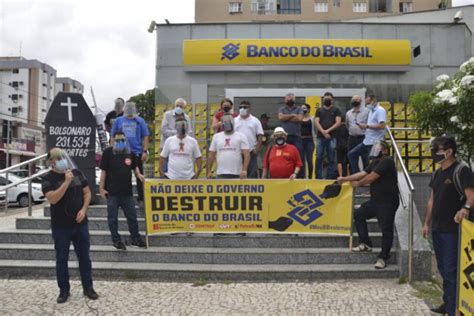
[351,101,361,107]
[302,109,308,114]
[239,108,248,116]
[222,120,234,133]
[323,99,332,107]
[174,107,184,115]
[223,106,231,113]
[55,159,69,172]
[275,137,285,146]
[286,100,295,107]
[113,140,127,153]
[431,149,447,164]
[367,104,375,111]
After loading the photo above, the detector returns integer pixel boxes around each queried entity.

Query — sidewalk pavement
[0,279,432,315]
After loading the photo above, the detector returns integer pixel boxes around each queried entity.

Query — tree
[409,57,474,165]
[128,89,156,160]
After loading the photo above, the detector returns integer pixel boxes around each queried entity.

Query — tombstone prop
[45,92,98,204]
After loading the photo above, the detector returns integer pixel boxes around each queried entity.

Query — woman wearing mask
[300,104,316,179]
[211,98,239,133]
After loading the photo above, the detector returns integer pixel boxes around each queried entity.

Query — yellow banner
[183,39,411,66]
[458,219,474,315]
[144,179,353,235]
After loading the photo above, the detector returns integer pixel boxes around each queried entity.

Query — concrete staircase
[0,190,403,281]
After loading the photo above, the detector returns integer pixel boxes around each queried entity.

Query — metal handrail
[385,125,416,283]
[0,153,47,174]
[1,169,49,190]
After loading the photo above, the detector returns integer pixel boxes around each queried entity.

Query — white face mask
[239,108,248,116]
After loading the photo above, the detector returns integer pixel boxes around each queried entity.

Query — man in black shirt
[41,148,98,303]
[99,132,146,250]
[314,92,341,179]
[337,141,399,269]
[422,136,474,316]
[104,97,125,133]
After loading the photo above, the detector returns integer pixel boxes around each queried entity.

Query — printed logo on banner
[221,43,241,61]
[461,237,474,291]
[286,189,324,226]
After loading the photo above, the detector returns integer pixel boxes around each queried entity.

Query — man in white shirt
[159,119,202,180]
[234,100,264,179]
[207,113,250,179]
[348,94,387,173]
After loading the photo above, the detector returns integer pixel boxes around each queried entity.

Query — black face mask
[223,107,231,113]
[431,149,447,164]
[286,100,295,107]
[275,138,285,146]
[351,100,361,107]
[302,109,308,114]
[323,99,332,107]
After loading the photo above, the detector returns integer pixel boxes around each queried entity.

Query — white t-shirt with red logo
[209,131,249,175]
[160,135,202,179]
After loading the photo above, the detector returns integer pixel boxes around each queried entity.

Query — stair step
[17,217,382,232]
[0,259,400,281]
[0,244,396,265]
[0,230,390,248]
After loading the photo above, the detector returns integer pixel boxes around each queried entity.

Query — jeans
[52,224,93,293]
[135,153,144,201]
[247,152,258,179]
[348,142,372,174]
[107,195,141,243]
[301,137,315,179]
[353,199,399,260]
[432,231,458,316]
[315,138,337,179]
[286,135,304,178]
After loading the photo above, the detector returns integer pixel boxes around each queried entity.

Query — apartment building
[55,77,84,95]
[196,0,451,22]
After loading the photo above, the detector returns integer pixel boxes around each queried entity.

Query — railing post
[28,163,32,217]
[408,191,414,283]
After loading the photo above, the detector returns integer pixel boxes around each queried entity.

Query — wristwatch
[462,204,472,212]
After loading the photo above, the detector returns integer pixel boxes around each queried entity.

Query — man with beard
[337,140,399,270]
[207,113,250,179]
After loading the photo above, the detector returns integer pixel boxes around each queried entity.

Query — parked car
[0,174,45,207]
[0,190,6,208]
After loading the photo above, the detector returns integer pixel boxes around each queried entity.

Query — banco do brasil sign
[183,39,411,66]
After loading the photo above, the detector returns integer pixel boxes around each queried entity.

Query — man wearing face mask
[337,141,399,270]
[104,97,125,133]
[41,148,98,303]
[348,94,386,174]
[278,93,304,176]
[345,95,370,173]
[421,136,474,316]
[262,127,302,179]
[99,132,146,251]
[212,98,239,133]
[160,118,203,180]
[207,113,250,179]
[235,100,264,179]
[111,101,150,203]
[314,92,341,179]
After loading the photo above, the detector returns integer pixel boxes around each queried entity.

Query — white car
[0,174,45,207]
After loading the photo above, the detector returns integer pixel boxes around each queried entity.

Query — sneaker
[351,243,372,252]
[56,292,70,304]
[374,258,387,269]
[83,288,99,300]
[430,303,446,314]
[113,240,126,250]
[131,238,147,248]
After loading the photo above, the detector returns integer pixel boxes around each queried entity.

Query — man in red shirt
[262,127,302,179]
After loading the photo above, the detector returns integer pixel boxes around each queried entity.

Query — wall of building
[155,22,471,106]
[195,0,451,23]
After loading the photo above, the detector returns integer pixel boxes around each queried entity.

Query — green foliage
[408,58,474,164]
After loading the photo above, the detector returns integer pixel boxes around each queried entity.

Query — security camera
[147,20,157,33]
[453,10,463,23]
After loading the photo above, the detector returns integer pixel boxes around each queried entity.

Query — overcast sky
[0,0,472,114]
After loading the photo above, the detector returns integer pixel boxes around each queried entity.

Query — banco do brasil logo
[221,43,241,61]
[286,189,324,226]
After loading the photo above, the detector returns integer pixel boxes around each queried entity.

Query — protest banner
[458,219,474,315]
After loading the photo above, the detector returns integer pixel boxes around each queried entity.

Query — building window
[11,94,18,101]
[315,1,328,12]
[229,2,243,13]
[353,2,367,12]
[333,0,341,7]
[399,2,412,12]
[12,69,19,74]
[277,0,301,14]
[369,0,391,13]
[251,0,276,15]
